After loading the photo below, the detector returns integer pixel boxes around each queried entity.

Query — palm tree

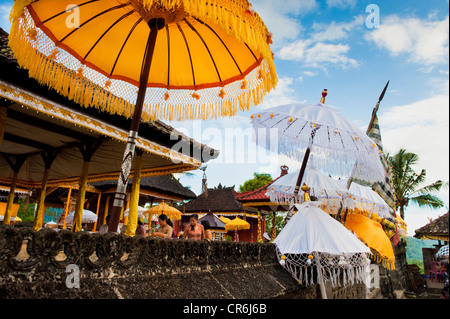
[388,148,448,219]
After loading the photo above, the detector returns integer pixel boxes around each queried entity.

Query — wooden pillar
[92,192,102,232]
[0,105,7,145]
[257,210,262,242]
[33,150,58,230]
[271,211,277,240]
[103,195,110,224]
[125,149,143,237]
[62,187,72,229]
[2,155,26,225]
[72,139,103,232]
[73,161,89,232]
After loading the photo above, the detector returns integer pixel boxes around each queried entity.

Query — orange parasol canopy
[219,216,232,224]
[345,213,395,270]
[9,0,277,121]
[144,202,182,220]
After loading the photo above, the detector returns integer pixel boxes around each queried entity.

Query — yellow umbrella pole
[109,18,166,233]
[62,187,72,230]
[125,150,143,237]
[92,192,102,232]
[2,155,26,225]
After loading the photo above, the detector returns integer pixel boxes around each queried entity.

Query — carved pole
[34,149,58,230]
[2,155,26,225]
[108,18,165,233]
[125,149,143,236]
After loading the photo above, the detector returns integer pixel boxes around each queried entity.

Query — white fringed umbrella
[273,201,371,298]
[65,209,98,224]
[251,99,385,221]
[266,167,351,214]
[123,206,147,218]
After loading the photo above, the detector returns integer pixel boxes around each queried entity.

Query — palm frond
[410,194,445,209]
[414,180,448,195]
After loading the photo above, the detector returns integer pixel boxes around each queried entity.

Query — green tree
[239,173,272,192]
[16,198,36,222]
[388,148,448,219]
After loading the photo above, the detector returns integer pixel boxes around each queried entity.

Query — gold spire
[320,89,327,104]
[301,183,311,201]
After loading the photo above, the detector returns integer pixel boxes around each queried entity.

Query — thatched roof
[414,212,449,242]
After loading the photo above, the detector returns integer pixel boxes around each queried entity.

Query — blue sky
[0,0,448,235]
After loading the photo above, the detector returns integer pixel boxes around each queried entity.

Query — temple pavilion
[0,28,218,231]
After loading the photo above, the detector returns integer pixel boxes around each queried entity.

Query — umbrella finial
[320,89,328,104]
[301,183,311,201]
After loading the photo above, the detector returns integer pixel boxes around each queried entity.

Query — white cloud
[276,15,363,69]
[365,15,449,67]
[278,40,359,69]
[258,77,302,109]
[379,93,449,234]
[379,94,449,185]
[251,0,317,47]
[303,70,317,77]
[326,0,357,9]
[0,4,12,32]
[311,16,365,42]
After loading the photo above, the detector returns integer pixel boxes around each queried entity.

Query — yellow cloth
[345,213,395,270]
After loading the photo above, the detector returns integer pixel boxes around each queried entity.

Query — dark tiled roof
[181,186,257,213]
[198,212,226,229]
[414,212,449,239]
[90,175,196,200]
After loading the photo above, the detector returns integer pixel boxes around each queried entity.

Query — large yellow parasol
[9,0,277,122]
[344,213,395,270]
[224,217,250,232]
[219,216,232,224]
[9,0,277,233]
[143,202,181,220]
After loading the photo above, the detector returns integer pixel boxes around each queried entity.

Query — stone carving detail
[0,225,366,299]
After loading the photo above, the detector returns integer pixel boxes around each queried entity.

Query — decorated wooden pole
[125,149,144,237]
[62,187,72,230]
[108,18,165,233]
[92,192,102,232]
[284,91,325,223]
[33,149,58,230]
[2,155,26,225]
[72,140,103,232]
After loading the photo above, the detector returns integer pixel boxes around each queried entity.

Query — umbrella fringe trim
[9,1,278,121]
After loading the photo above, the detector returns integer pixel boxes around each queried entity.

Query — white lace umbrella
[251,101,385,221]
[65,209,98,224]
[123,206,147,219]
[266,167,351,214]
[339,179,392,220]
[273,201,371,298]
[435,245,449,259]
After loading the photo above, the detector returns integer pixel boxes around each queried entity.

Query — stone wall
[0,226,366,299]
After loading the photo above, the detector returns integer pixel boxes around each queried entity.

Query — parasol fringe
[9,0,277,122]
